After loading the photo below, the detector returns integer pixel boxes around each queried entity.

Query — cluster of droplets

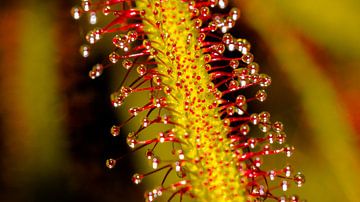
[73,0,304,201]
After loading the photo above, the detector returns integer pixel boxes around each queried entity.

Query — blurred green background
[0,0,359,201]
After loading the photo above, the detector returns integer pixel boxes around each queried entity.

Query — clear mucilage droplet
[71,6,82,20]
[80,44,90,58]
[106,158,116,169]
[132,173,144,184]
[294,172,305,187]
[110,125,120,137]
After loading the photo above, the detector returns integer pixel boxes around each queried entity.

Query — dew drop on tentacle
[106,158,116,169]
[241,53,254,64]
[80,44,90,58]
[229,8,240,21]
[122,59,133,70]
[247,62,259,75]
[229,59,239,69]
[249,113,259,125]
[284,165,292,177]
[281,180,288,191]
[136,65,147,76]
[293,172,305,187]
[218,0,228,9]
[110,125,120,137]
[273,121,284,132]
[89,11,97,24]
[277,132,287,144]
[289,195,300,202]
[109,52,120,64]
[89,63,104,79]
[152,157,160,169]
[132,173,144,184]
[259,73,272,87]
[284,145,294,157]
[268,170,276,181]
[255,89,267,102]
[81,0,91,12]
[146,149,154,160]
[71,6,82,20]
[239,124,250,135]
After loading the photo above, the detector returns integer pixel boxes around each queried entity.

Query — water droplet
[86,29,102,44]
[284,165,291,177]
[89,63,103,79]
[222,33,233,45]
[208,21,217,32]
[247,62,259,74]
[89,12,97,24]
[229,8,240,21]
[256,89,267,102]
[152,157,160,169]
[229,59,239,69]
[102,5,111,15]
[142,117,149,127]
[126,135,137,148]
[281,180,288,191]
[241,53,254,64]
[146,149,154,160]
[136,64,147,76]
[290,195,300,202]
[269,170,276,180]
[263,144,271,155]
[81,0,91,12]
[110,125,120,137]
[239,124,250,135]
[106,158,116,169]
[248,138,256,148]
[109,52,119,64]
[277,132,287,144]
[259,74,272,87]
[122,59,133,69]
[249,113,259,125]
[213,44,225,54]
[259,111,271,123]
[294,172,305,187]
[235,95,246,107]
[114,36,129,51]
[227,106,235,116]
[218,0,228,9]
[71,6,82,20]
[266,131,275,144]
[194,18,202,29]
[273,121,284,132]
[127,30,138,42]
[132,173,144,184]
[80,44,90,58]
[254,157,262,167]
[204,54,212,63]
[200,6,210,18]
[225,17,235,28]
[259,123,271,132]
[178,150,184,160]
[228,80,239,91]
[279,195,287,202]
[284,145,294,157]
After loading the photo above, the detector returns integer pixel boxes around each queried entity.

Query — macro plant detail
[72,0,305,201]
